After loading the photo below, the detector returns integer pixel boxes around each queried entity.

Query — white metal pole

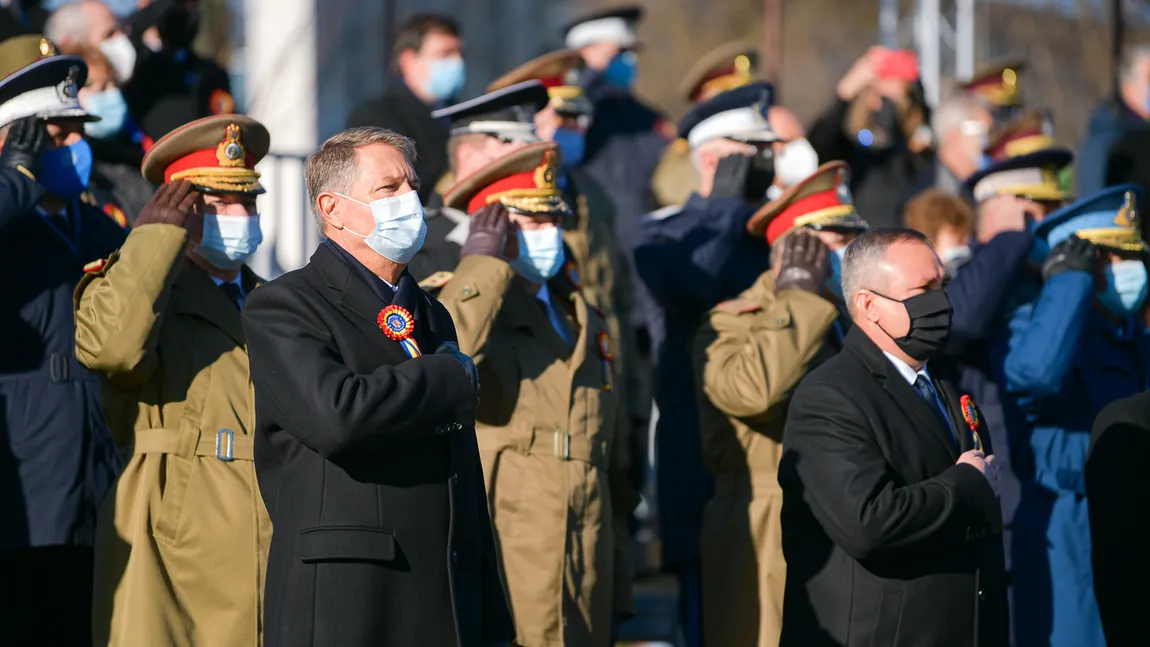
[880,0,900,48]
[915,0,941,108]
[956,0,975,81]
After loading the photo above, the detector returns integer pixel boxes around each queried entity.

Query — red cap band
[163,148,257,184]
[467,170,538,214]
[765,190,843,244]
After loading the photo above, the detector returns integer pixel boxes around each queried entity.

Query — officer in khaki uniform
[74,115,273,647]
[694,161,868,647]
[487,49,647,445]
[651,41,759,210]
[433,141,635,647]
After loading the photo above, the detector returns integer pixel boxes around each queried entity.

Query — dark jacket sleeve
[242,279,475,460]
[945,231,1032,353]
[0,168,45,236]
[807,96,854,167]
[1077,103,1127,197]
[782,380,1001,561]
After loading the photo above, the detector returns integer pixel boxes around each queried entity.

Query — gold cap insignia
[1115,191,1138,228]
[533,148,559,189]
[216,123,246,168]
[39,38,55,57]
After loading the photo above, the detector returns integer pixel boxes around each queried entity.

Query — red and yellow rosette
[960,394,983,452]
[597,331,614,391]
[378,305,421,358]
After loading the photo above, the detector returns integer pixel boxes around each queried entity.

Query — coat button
[451,550,459,563]
[435,424,445,434]
[452,473,459,486]
[978,589,986,601]
[452,422,463,431]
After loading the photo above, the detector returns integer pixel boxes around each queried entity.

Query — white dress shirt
[882,350,956,439]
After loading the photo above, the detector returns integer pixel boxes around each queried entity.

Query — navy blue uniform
[0,168,127,643]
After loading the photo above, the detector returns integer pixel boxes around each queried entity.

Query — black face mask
[872,288,953,361]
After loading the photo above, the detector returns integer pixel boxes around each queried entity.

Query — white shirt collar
[379,277,398,292]
[882,350,932,386]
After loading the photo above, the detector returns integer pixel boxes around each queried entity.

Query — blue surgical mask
[510,226,565,284]
[424,57,465,102]
[195,213,262,269]
[1098,259,1149,317]
[38,139,93,200]
[602,51,637,91]
[83,88,129,139]
[824,246,846,300]
[337,190,427,264]
[552,127,586,168]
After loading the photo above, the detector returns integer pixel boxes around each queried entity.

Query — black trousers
[0,546,93,647]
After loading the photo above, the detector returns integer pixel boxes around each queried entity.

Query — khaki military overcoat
[74,223,272,647]
[650,139,699,208]
[562,168,645,423]
[693,271,840,647]
[436,254,635,647]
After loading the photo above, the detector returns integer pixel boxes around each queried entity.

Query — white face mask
[775,137,819,188]
[336,190,427,264]
[99,33,137,84]
[195,213,262,269]
[509,226,565,284]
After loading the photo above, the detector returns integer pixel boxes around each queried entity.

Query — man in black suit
[347,13,463,203]
[242,126,513,647]
[1086,389,1150,647]
[778,228,1008,647]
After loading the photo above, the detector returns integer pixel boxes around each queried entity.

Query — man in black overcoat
[778,228,1008,647]
[242,126,513,647]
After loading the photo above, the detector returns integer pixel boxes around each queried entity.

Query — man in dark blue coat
[565,6,670,340]
[0,47,126,645]
[633,82,777,647]
[1077,45,1150,196]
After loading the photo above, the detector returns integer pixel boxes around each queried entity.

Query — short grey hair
[1120,44,1150,83]
[931,91,985,142]
[304,127,417,231]
[841,228,931,316]
[45,2,90,46]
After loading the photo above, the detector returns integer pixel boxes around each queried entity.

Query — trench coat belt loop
[131,428,256,462]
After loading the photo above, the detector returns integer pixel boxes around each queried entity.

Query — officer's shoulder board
[418,271,453,292]
[715,296,762,315]
[83,258,108,274]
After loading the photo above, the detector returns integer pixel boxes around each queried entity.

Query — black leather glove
[435,341,479,396]
[460,204,514,259]
[774,231,830,294]
[710,154,753,200]
[0,116,45,177]
[1042,235,1097,281]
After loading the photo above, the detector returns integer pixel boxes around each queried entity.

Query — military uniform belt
[483,426,610,468]
[132,428,255,462]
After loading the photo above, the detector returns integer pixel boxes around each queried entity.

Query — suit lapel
[934,370,974,453]
[170,260,247,346]
[845,328,959,460]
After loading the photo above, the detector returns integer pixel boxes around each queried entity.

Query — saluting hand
[1042,235,1097,281]
[0,116,46,177]
[461,203,515,260]
[134,180,201,234]
[774,231,830,295]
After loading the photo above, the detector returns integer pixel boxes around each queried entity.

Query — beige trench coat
[693,271,839,647]
[436,254,635,647]
[74,223,272,647]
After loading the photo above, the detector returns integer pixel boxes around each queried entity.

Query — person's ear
[856,290,881,323]
[397,48,421,76]
[317,192,343,230]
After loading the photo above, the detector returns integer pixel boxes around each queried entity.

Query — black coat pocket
[298,526,396,563]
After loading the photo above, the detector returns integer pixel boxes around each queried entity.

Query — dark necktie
[220,282,244,311]
[913,374,954,444]
[47,212,72,238]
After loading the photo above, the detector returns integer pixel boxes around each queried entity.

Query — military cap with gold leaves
[443,141,571,217]
[1035,184,1147,253]
[747,161,868,244]
[679,41,759,105]
[141,114,270,194]
[963,110,1072,203]
[487,50,591,118]
[961,58,1025,108]
[0,34,94,127]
